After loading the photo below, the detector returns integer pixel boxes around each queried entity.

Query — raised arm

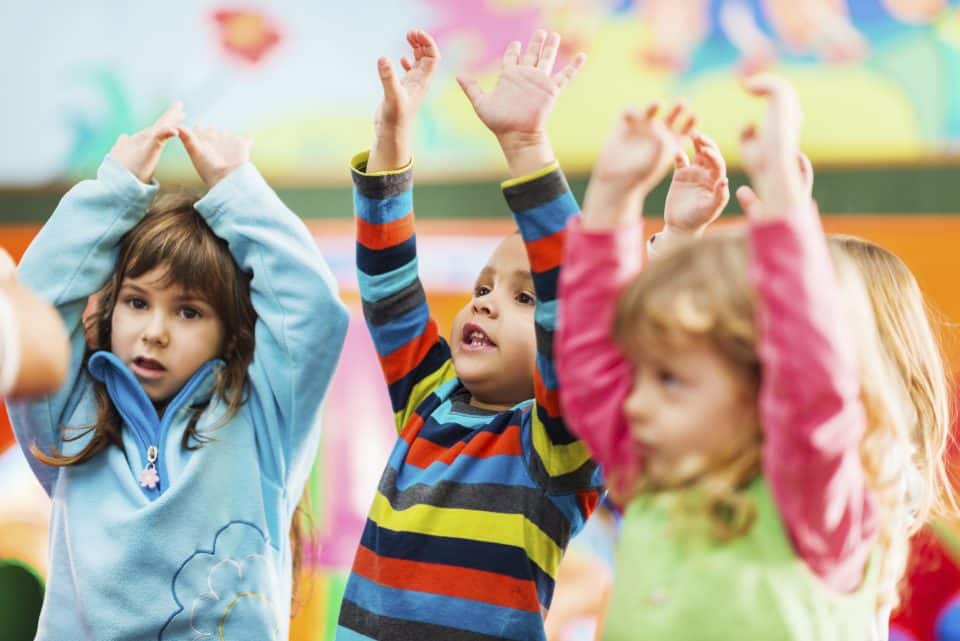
[740,75,875,592]
[7,104,182,494]
[459,30,602,495]
[352,30,456,433]
[555,103,694,501]
[0,249,69,399]
[180,125,349,486]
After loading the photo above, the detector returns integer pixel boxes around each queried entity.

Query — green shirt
[603,479,879,641]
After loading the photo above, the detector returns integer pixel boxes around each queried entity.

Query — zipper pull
[139,445,160,490]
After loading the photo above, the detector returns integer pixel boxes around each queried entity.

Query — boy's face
[111,266,225,405]
[451,234,537,410]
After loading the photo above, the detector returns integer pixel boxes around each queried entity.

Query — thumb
[456,75,484,109]
[735,185,762,218]
[177,126,202,159]
[377,57,403,102]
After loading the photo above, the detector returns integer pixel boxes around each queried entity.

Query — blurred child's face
[451,234,537,410]
[111,265,225,405]
[622,334,758,489]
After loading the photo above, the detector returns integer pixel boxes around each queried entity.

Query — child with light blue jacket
[7,102,348,641]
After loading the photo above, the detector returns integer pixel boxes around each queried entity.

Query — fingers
[735,184,763,217]
[154,101,185,130]
[552,52,586,91]
[663,102,697,136]
[377,56,403,103]
[674,151,691,169]
[400,56,413,72]
[536,31,561,73]
[177,125,202,158]
[520,29,546,67]
[456,75,484,108]
[407,29,440,76]
[502,40,522,68]
[693,132,727,179]
[744,73,801,137]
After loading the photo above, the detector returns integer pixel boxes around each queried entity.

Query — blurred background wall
[4,1,960,640]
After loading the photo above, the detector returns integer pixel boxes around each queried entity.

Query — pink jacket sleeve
[556,218,644,497]
[750,208,877,593]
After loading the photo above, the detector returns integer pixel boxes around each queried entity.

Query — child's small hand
[736,151,812,217]
[581,102,695,229]
[177,126,252,188]
[369,29,440,172]
[663,131,730,234]
[0,248,15,281]
[738,74,806,219]
[458,30,586,176]
[108,101,184,184]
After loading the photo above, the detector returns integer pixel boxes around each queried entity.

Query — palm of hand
[594,121,676,190]
[664,164,726,230]
[474,66,558,136]
[376,66,432,131]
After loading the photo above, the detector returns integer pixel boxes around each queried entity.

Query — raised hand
[457,30,586,176]
[177,126,252,188]
[108,101,184,184]
[736,151,812,218]
[581,102,696,229]
[662,131,730,234]
[738,74,806,219]
[369,29,441,172]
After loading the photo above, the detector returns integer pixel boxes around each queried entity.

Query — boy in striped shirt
[337,28,602,641]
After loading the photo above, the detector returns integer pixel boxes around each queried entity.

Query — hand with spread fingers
[582,101,696,229]
[663,131,730,235]
[736,151,813,218]
[458,29,586,177]
[177,125,253,188]
[369,29,440,172]
[108,101,185,184]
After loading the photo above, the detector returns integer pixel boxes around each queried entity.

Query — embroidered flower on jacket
[160,521,282,641]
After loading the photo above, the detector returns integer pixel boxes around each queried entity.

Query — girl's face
[622,334,758,489]
[111,266,225,405]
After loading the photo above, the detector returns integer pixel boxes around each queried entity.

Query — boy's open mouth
[461,323,497,351]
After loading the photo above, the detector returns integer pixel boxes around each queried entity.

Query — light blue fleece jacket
[7,156,349,641]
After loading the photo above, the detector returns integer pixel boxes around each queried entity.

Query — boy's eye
[179,307,202,320]
[474,285,491,297]
[516,292,535,305]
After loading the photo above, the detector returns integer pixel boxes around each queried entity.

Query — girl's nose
[141,314,169,347]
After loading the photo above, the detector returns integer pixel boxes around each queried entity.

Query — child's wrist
[496,131,555,178]
[368,133,412,173]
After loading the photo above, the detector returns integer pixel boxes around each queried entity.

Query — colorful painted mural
[5,0,960,188]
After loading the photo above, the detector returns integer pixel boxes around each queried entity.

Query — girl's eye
[474,285,491,297]
[658,370,680,387]
[516,292,535,305]
[126,297,147,310]
[179,307,202,320]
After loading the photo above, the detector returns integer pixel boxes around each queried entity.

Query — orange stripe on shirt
[526,229,566,274]
[381,322,441,385]
[406,424,524,468]
[533,371,561,418]
[356,212,415,251]
[352,545,541,612]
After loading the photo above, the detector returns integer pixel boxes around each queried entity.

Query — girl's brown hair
[613,229,912,613]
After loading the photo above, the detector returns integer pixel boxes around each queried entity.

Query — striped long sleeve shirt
[336,152,603,641]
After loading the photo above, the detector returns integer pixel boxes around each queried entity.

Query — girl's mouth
[132,356,166,378]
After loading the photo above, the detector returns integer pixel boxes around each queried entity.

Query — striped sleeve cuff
[351,150,413,200]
